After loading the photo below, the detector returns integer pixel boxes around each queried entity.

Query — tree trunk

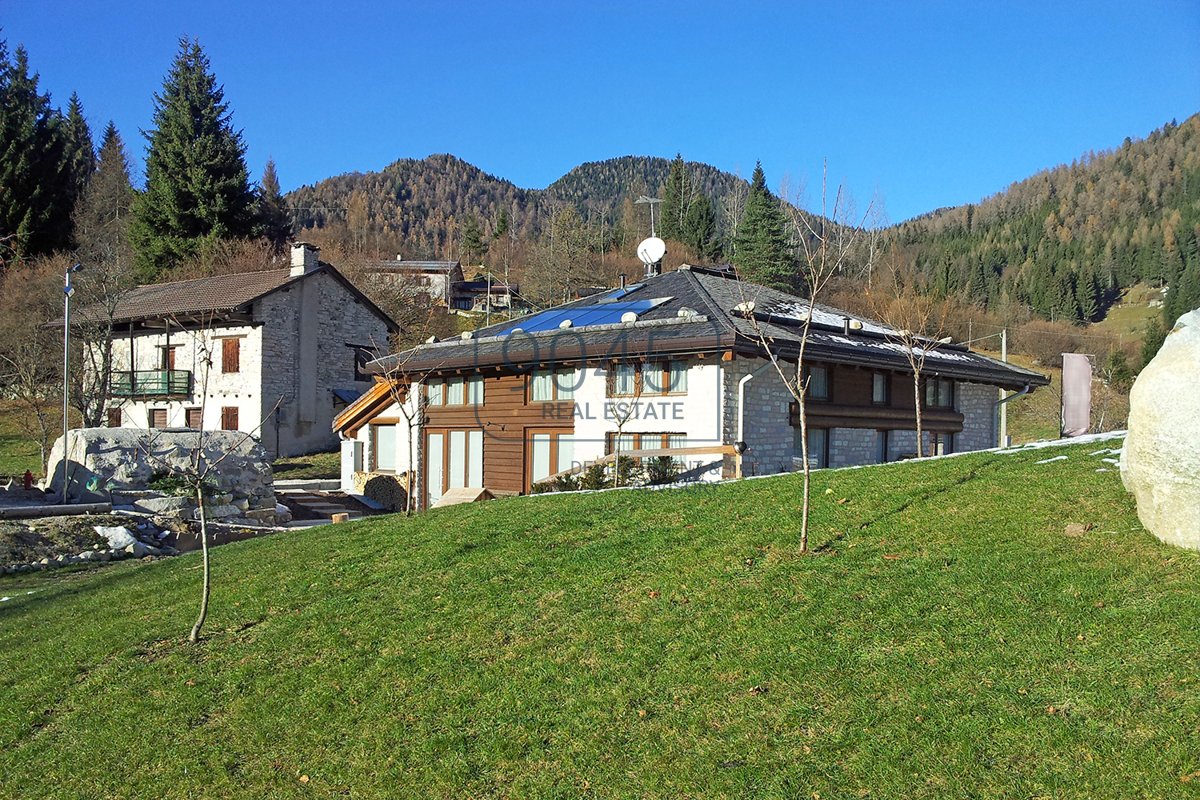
[188,484,211,643]
[913,370,924,458]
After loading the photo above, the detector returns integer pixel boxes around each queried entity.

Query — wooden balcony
[110,369,192,398]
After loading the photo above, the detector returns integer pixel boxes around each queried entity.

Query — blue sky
[4,0,1198,223]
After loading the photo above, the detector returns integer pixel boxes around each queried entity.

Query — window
[804,364,830,401]
[604,432,685,464]
[350,345,374,382]
[446,377,465,405]
[644,361,689,395]
[221,406,239,431]
[106,408,122,428]
[426,428,484,504]
[530,431,575,484]
[426,378,444,406]
[609,363,640,397]
[872,373,890,405]
[924,377,954,409]
[372,423,397,472]
[159,345,179,371]
[530,369,576,402]
[806,427,829,469]
[185,408,202,429]
[467,376,484,405]
[932,432,954,456]
[221,338,240,374]
[875,430,889,463]
[149,409,167,428]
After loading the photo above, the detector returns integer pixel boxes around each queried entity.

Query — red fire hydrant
[23,470,33,491]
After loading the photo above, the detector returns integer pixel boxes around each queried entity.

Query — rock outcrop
[1121,309,1200,550]
[45,428,278,525]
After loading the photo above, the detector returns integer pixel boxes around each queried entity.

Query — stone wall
[722,357,795,476]
[956,381,999,452]
[258,269,393,457]
[829,427,878,468]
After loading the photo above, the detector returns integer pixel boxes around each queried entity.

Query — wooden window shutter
[149,409,167,428]
[186,408,203,428]
[222,338,240,373]
[106,408,122,428]
[221,406,239,431]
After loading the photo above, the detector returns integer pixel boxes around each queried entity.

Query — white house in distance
[91,242,397,457]
[333,266,1048,509]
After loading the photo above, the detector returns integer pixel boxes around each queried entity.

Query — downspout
[994,383,1032,448]
[736,359,777,476]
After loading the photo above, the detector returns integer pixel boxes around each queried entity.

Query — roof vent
[460,331,473,340]
[620,311,638,324]
[559,319,573,329]
[843,316,851,335]
[677,306,699,318]
[425,335,437,344]
[733,301,756,314]
[849,320,863,331]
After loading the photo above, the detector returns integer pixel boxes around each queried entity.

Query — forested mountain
[286,154,753,260]
[883,114,1200,323]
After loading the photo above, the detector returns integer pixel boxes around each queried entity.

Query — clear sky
[4,0,1198,223]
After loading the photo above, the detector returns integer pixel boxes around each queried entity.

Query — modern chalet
[333,266,1048,508]
[91,242,397,457]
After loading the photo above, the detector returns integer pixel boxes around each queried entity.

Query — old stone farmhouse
[333,266,1048,508]
[92,242,396,457]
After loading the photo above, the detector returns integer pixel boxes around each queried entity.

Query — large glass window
[807,427,829,468]
[610,363,639,397]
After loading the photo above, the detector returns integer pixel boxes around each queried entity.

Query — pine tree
[74,121,134,264]
[659,154,690,242]
[130,38,255,280]
[683,193,720,261]
[0,42,73,260]
[254,158,291,256]
[62,92,95,224]
[732,162,793,291]
[459,214,485,266]
[1139,318,1167,370]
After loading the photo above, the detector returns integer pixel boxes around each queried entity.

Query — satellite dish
[637,236,666,266]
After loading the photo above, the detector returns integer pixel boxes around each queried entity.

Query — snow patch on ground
[1036,455,1070,464]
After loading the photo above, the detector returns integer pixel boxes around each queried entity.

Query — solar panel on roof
[493,299,660,336]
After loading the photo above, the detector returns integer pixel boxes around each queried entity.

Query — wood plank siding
[424,372,575,495]
[804,363,964,433]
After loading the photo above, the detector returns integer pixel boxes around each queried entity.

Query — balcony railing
[110,369,192,398]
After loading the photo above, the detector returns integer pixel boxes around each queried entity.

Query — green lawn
[1,438,1197,798]
[0,400,51,478]
[271,450,340,480]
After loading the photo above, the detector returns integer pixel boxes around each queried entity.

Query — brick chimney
[290,242,320,276]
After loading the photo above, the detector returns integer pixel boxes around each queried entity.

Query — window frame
[803,364,830,402]
[923,377,954,409]
[872,372,890,406]
[607,362,641,398]
[370,420,399,473]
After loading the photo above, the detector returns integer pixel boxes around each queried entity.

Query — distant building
[362,257,464,306]
[90,243,397,457]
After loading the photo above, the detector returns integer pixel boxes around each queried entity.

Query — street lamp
[61,262,83,504]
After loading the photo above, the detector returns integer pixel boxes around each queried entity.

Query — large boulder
[1121,309,1200,550]
[45,428,277,522]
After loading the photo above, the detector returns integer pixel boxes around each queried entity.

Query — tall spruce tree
[0,42,74,261]
[62,92,95,224]
[659,154,691,242]
[74,121,134,265]
[683,193,720,261]
[732,162,793,290]
[130,38,255,279]
[254,158,291,256]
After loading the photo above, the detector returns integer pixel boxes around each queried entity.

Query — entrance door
[426,428,484,505]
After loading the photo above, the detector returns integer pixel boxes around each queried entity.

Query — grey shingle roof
[96,268,299,325]
[372,267,1048,390]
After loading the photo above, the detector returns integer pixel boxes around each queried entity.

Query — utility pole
[998,327,1009,447]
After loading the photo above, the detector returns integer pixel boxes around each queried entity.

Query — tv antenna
[634,195,662,237]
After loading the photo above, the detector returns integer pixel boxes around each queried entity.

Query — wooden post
[331,512,350,524]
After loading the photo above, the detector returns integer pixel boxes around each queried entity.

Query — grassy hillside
[2,438,1198,798]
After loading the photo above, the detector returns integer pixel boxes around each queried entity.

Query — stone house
[93,242,397,457]
[333,267,1048,508]
[362,257,465,306]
